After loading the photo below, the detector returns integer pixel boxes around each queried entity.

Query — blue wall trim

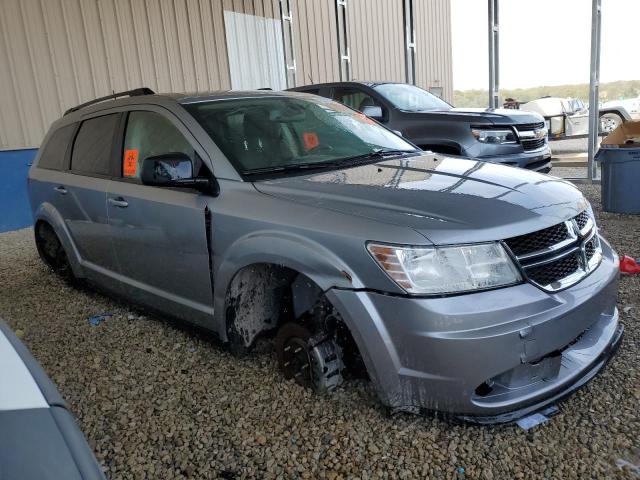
[0,149,38,233]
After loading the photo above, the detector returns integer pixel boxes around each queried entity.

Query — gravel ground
[551,138,589,156]
[0,184,638,480]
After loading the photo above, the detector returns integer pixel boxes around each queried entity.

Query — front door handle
[54,186,67,195]
[108,197,129,208]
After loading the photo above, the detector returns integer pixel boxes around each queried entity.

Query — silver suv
[28,88,622,423]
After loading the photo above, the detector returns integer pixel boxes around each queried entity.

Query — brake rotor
[281,337,315,388]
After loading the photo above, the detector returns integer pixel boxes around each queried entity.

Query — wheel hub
[600,116,619,134]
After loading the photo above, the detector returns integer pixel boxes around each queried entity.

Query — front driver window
[332,87,379,112]
[122,111,199,180]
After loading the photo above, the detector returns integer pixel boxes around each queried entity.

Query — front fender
[600,107,632,122]
[212,230,363,338]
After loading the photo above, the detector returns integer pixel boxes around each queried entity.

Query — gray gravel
[0,184,638,480]
[550,138,589,156]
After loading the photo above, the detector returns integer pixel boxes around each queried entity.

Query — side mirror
[361,105,383,120]
[140,153,217,195]
[140,153,194,186]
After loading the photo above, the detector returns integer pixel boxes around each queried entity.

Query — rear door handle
[108,197,129,208]
[54,186,67,195]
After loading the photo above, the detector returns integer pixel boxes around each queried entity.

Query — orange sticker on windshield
[123,149,138,177]
[303,132,319,150]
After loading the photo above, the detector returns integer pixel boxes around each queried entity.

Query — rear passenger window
[71,114,119,176]
[122,111,196,180]
[37,124,76,171]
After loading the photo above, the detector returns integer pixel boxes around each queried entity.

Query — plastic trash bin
[595,120,640,214]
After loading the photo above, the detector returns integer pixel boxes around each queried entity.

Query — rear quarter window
[37,124,77,171]
[71,114,120,176]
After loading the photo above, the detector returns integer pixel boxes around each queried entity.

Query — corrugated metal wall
[0,0,453,150]
[0,0,243,149]
[346,0,405,83]
[290,0,340,86]
[414,0,453,102]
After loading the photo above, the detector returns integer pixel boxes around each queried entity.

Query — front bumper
[460,321,623,424]
[477,146,552,172]
[327,239,620,421]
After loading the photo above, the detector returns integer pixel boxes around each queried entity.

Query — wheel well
[224,263,364,373]
[224,263,299,351]
[600,110,623,119]
[418,144,461,156]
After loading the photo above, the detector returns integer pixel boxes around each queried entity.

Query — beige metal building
[0,0,452,150]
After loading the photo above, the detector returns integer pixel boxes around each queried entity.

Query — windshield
[184,96,417,176]
[374,83,451,112]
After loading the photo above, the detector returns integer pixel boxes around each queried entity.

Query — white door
[224,10,287,90]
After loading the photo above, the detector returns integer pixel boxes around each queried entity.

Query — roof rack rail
[64,87,155,116]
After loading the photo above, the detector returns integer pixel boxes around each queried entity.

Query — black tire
[34,222,75,281]
[275,322,343,394]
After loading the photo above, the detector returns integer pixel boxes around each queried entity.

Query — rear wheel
[275,322,343,394]
[35,222,74,281]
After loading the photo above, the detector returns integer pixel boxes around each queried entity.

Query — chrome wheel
[599,113,622,134]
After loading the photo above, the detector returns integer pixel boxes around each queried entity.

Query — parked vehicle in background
[602,97,640,120]
[288,82,552,173]
[516,96,632,139]
[28,88,622,423]
[0,318,105,480]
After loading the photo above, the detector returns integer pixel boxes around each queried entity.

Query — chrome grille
[514,122,545,132]
[505,223,569,257]
[526,253,581,287]
[585,236,598,261]
[521,138,546,151]
[575,210,590,231]
[503,210,602,292]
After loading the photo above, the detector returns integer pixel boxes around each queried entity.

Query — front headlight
[368,242,522,295]
[471,128,517,144]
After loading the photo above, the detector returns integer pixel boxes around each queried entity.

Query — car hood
[253,153,588,245]
[421,107,545,126]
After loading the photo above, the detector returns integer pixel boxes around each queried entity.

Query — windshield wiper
[334,148,418,164]
[241,163,333,175]
[241,149,419,176]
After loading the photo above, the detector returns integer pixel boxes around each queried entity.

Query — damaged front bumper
[327,238,621,423]
[459,320,623,424]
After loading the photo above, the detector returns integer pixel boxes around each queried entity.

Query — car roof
[289,81,400,90]
[172,89,309,103]
[59,89,316,123]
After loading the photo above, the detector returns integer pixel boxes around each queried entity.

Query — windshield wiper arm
[241,150,419,176]
[241,163,337,175]
[340,149,419,162]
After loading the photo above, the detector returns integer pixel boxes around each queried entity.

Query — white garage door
[224,10,287,91]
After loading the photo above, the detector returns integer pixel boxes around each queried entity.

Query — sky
[451,0,640,91]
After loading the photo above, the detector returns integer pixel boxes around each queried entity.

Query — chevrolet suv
[28,88,622,423]
[289,81,552,173]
